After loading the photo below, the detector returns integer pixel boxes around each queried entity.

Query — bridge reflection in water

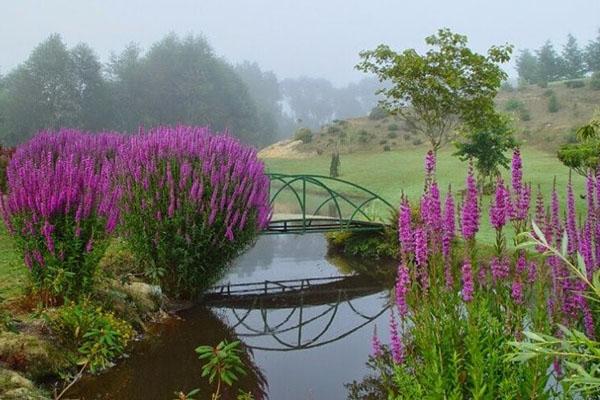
[204,274,389,352]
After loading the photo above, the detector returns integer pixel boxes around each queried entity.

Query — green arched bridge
[263,173,396,235]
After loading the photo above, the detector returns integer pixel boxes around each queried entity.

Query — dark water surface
[70,235,393,400]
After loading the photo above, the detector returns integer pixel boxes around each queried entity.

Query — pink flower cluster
[119,126,271,239]
[380,148,600,364]
[0,129,124,295]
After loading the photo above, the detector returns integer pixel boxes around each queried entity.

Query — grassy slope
[264,146,585,243]
[297,80,599,156]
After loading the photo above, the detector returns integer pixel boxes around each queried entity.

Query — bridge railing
[265,173,396,234]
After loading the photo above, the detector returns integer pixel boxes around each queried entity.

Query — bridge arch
[265,173,396,234]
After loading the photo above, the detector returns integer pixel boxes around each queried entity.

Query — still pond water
[71,235,394,399]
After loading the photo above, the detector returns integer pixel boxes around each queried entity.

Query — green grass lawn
[264,145,585,243]
[0,224,26,300]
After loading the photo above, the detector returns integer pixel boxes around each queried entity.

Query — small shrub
[403,133,412,141]
[547,93,560,113]
[387,131,398,139]
[412,138,423,146]
[538,80,548,88]
[565,79,585,89]
[46,301,133,373]
[327,125,341,135]
[369,106,389,120]
[357,130,370,144]
[118,126,270,298]
[387,123,399,131]
[543,88,554,97]
[293,127,313,144]
[591,71,600,90]
[383,145,391,152]
[504,99,523,112]
[379,139,388,145]
[0,130,124,301]
[519,107,531,121]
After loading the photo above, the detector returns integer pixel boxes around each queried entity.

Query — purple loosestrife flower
[566,177,579,255]
[424,149,436,178]
[1,129,124,297]
[398,198,414,256]
[551,181,563,243]
[414,226,429,290]
[511,148,523,198]
[461,260,474,302]
[491,256,509,282]
[527,261,537,284]
[395,262,410,317]
[490,179,509,230]
[511,279,523,304]
[371,326,383,358]
[461,165,479,241]
[581,221,595,280]
[442,188,455,288]
[516,252,527,274]
[389,310,404,364]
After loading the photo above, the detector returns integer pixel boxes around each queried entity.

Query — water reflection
[72,235,394,400]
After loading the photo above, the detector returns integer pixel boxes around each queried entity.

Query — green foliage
[565,80,585,89]
[368,106,389,120]
[357,28,512,151]
[516,49,539,85]
[327,229,398,259]
[454,116,517,187]
[329,152,341,177]
[293,127,313,144]
[504,98,524,112]
[46,301,133,373]
[537,41,563,83]
[369,290,551,399]
[547,93,560,113]
[194,340,247,400]
[562,34,586,79]
[509,224,600,397]
[518,106,531,122]
[383,145,391,152]
[557,113,600,175]
[387,123,399,131]
[585,29,600,73]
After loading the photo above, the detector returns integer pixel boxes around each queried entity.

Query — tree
[1,34,79,144]
[356,28,512,152]
[536,41,563,84]
[281,77,337,130]
[557,111,600,175]
[70,43,111,131]
[585,29,600,73]
[562,34,585,79]
[453,115,517,190]
[515,49,539,84]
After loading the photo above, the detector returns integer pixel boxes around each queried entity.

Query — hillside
[260,79,600,158]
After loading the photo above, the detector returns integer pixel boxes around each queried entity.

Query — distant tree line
[516,29,600,85]
[0,34,380,147]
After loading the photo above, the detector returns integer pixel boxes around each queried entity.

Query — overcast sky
[1,0,599,86]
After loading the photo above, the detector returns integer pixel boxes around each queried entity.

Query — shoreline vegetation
[0,127,270,399]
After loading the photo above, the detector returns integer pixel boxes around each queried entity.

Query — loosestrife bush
[362,149,600,398]
[118,126,270,298]
[0,130,124,301]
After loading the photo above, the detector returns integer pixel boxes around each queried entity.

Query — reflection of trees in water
[70,307,267,400]
[230,235,328,278]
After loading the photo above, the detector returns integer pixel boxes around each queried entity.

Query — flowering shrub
[365,148,600,398]
[0,130,124,301]
[118,126,270,298]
